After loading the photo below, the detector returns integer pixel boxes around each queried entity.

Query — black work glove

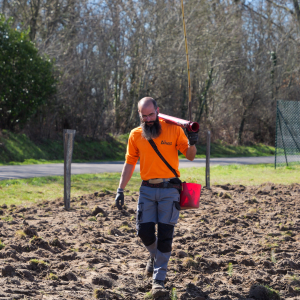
[115,190,124,210]
[187,130,199,146]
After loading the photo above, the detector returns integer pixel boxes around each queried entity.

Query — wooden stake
[64,129,76,210]
[206,131,211,189]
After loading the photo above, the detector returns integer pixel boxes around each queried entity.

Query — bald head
[138,97,161,139]
[138,97,158,112]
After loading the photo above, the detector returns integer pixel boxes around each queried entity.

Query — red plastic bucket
[180,182,201,209]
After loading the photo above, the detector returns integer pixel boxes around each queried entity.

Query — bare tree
[2,0,300,144]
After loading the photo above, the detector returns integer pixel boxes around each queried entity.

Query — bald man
[115,97,198,297]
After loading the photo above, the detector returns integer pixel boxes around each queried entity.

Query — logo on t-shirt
[161,140,172,145]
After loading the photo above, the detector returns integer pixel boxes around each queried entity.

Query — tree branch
[242,3,296,43]
[266,0,294,15]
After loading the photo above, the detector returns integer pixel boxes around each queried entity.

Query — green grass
[144,292,153,300]
[227,262,233,277]
[263,285,280,297]
[1,215,13,222]
[0,164,299,207]
[179,163,300,186]
[15,230,26,239]
[271,248,277,263]
[0,130,275,165]
[48,273,58,280]
[0,172,141,206]
[30,259,48,266]
[171,288,178,300]
[0,130,128,165]
[0,240,5,250]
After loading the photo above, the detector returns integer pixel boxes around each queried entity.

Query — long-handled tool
[158,1,199,133]
[181,0,192,122]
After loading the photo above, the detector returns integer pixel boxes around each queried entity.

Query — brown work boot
[145,256,154,276]
[152,279,167,298]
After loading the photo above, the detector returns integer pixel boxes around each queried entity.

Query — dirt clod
[92,275,114,288]
[92,206,106,216]
[2,265,15,277]
[176,250,188,258]
[60,271,77,281]
[24,226,38,237]
[249,285,270,300]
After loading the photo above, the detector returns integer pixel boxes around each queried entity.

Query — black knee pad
[157,222,174,253]
[137,222,156,246]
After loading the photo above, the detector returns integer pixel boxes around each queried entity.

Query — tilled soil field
[0,183,300,300]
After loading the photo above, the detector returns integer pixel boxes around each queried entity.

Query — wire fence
[275,100,300,168]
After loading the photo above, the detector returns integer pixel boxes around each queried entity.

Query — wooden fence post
[64,129,76,210]
[206,130,211,189]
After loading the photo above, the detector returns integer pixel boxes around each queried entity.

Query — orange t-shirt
[125,120,189,180]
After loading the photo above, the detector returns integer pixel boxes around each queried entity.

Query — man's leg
[154,188,180,281]
[154,222,174,280]
[136,186,158,270]
[137,222,156,255]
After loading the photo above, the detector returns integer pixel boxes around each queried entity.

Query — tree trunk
[238,111,247,145]
[292,0,300,26]
[196,68,213,123]
[2,0,7,14]
[29,0,41,41]
[238,96,256,145]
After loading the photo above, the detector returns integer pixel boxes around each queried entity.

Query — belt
[148,178,175,184]
[141,180,181,190]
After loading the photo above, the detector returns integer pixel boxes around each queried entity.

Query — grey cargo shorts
[136,186,180,226]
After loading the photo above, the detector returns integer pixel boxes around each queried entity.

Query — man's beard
[141,116,162,140]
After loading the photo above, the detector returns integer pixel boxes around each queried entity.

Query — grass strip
[0,130,128,165]
[0,130,275,165]
[0,164,299,207]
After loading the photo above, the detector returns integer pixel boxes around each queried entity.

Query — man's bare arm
[185,145,197,161]
[118,163,135,189]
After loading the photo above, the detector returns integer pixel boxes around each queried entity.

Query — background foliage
[0,0,300,145]
[0,15,56,130]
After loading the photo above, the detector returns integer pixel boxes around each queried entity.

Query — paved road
[0,156,274,180]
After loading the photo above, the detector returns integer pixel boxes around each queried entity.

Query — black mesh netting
[275,100,300,167]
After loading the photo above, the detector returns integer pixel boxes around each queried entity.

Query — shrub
[0,15,57,130]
